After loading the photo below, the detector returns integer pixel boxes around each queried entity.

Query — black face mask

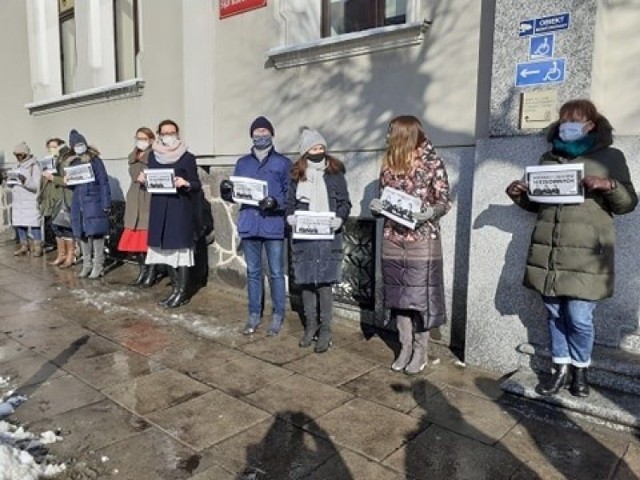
[307,153,325,163]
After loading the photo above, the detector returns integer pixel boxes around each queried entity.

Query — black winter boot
[570,367,590,397]
[314,286,333,353]
[132,261,148,286]
[536,363,571,396]
[158,267,179,307]
[165,266,191,309]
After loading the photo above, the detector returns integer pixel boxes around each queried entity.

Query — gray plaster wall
[465,136,640,373]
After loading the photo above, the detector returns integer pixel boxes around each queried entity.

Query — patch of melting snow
[72,289,238,340]
[0,391,66,479]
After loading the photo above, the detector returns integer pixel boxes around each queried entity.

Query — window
[321,0,407,37]
[58,0,76,94]
[113,0,139,82]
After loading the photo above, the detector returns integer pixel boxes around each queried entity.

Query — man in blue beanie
[220,116,292,336]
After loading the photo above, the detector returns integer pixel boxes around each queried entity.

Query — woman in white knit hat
[9,141,43,257]
[286,128,351,353]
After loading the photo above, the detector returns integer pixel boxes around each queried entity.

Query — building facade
[1,0,639,380]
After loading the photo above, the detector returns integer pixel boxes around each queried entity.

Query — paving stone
[86,428,218,479]
[339,335,397,366]
[410,386,522,445]
[151,334,242,374]
[0,350,65,395]
[341,366,442,413]
[190,464,235,480]
[245,374,353,425]
[284,346,377,387]
[65,349,166,390]
[0,334,30,363]
[6,323,94,361]
[239,333,312,365]
[28,398,151,457]
[194,352,293,396]
[0,310,71,333]
[11,373,105,423]
[102,369,211,416]
[498,417,629,480]
[208,416,338,478]
[307,449,405,480]
[612,444,640,480]
[425,362,505,400]
[383,424,522,479]
[147,390,269,451]
[307,397,424,461]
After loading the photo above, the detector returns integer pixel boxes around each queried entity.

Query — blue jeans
[242,238,286,319]
[15,226,42,242]
[542,296,597,368]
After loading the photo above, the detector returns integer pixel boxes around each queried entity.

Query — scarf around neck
[552,135,596,158]
[296,160,329,212]
[153,138,187,164]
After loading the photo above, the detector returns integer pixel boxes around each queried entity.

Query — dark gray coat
[286,170,351,286]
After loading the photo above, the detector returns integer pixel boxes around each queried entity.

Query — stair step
[501,370,640,431]
[517,343,640,395]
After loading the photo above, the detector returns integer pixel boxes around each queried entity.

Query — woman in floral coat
[370,115,451,375]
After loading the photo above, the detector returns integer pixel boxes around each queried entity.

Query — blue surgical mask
[252,134,273,150]
[558,122,587,142]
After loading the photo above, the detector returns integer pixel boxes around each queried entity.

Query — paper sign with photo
[39,156,56,172]
[526,163,584,204]
[379,186,421,229]
[292,211,336,240]
[6,169,21,186]
[64,164,95,185]
[145,169,176,194]
[230,176,268,206]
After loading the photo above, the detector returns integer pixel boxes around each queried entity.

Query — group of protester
[6,99,637,388]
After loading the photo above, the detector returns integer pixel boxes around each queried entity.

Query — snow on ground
[0,380,66,479]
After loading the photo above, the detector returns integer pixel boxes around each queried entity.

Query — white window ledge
[266,21,431,69]
[25,78,145,115]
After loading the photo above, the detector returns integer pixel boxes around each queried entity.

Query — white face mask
[558,122,587,142]
[74,144,87,155]
[161,134,177,147]
[136,140,150,151]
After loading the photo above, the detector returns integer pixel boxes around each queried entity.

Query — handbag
[51,197,72,228]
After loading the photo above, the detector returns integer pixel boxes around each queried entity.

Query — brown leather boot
[13,241,29,256]
[59,239,76,268]
[49,238,66,265]
[31,240,44,257]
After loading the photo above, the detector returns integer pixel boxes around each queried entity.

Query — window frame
[58,5,76,94]
[112,0,140,82]
[321,0,405,38]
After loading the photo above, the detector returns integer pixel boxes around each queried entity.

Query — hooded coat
[10,156,42,227]
[69,148,112,237]
[512,118,638,300]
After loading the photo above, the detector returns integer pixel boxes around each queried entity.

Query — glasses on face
[15,155,26,161]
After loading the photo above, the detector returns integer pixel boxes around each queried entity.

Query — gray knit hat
[299,127,327,156]
[13,141,30,156]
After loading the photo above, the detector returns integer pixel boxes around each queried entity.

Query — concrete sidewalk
[0,244,638,479]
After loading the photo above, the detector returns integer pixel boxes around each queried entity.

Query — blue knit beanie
[69,129,87,148]
[249,116,274,137]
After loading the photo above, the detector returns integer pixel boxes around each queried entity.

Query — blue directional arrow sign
[516,58,566,87]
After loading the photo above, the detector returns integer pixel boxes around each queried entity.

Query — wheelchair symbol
[533,37,550,56]
[543,61,562,82]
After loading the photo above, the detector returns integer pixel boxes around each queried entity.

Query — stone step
[517,343,640,395]
[501,370,640,431]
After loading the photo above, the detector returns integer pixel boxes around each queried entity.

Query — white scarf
[152,138,187,164]
[296,160,329,212]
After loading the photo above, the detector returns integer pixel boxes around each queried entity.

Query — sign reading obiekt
[519,13,570,37]
[220,0,267,19]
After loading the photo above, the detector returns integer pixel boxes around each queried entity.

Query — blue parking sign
[529,34,554,60]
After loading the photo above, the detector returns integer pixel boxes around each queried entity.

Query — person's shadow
[393,378,536,478]
[236,410,350,479]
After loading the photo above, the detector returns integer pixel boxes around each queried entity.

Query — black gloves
[258,196,277,211]
[220,179,234,202]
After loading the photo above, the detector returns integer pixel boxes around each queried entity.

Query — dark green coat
[37,147,74,216]
[513,120,637,301]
